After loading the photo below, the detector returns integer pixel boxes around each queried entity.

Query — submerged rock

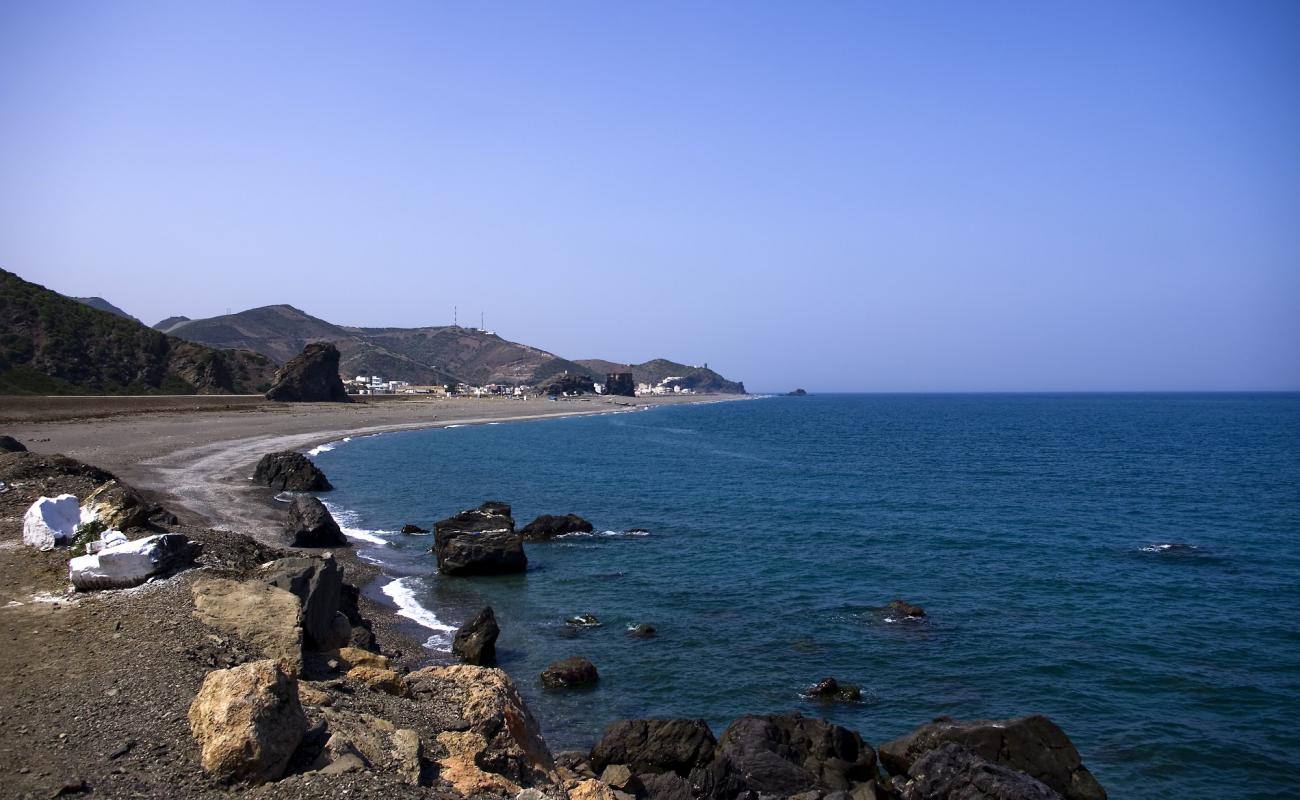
[541,657,598,689]
[520,513,594,540]
[285,495,347,548]
[433,502,526,575]
[807,677,863,703]
[567,613,601,628]
[453,606,500,665]
[627,623,657,638]
[68,533,201,591]
[264,342,352,403]
[886,599,926,619]
[400,523,429,534]
[254,451,332,492]
[22,494,80,550]
[188,659,307,784]
[879,715,1105,800]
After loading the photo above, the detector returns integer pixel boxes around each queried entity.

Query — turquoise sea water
[309,394,1300,799]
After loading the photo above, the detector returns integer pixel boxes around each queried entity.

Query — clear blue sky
[2,1,1296,392]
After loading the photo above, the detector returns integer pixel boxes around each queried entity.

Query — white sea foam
[444,424,466,429]
[320,501,391,545]
[1140,543,1202,553]
[557,529,651,539]
[380,576,456,649]
[307,442,336,456]
[272,491,302,503]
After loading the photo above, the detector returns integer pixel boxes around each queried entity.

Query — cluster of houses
[341,372,696,398]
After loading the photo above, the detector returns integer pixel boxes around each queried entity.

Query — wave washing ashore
[308,393,1300,800]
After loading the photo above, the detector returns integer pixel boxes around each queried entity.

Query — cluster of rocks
[547,712,1106,800]
[428,502,597,575]
[249,451,351,548]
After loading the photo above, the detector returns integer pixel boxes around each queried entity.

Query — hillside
[153,315,191,333]
[156,304,745,391]
[74,296,141,324]
[576,358,746,394]
[0,269,276,395]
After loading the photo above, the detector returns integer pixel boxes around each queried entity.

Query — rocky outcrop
[188,659,307,784]
[0,435,26,452]
[787,388,808,396]
[433,502,527,575]
[453,606,500,665]
[590,719,717,777]
[627,623,657,638]
[254,451,333,491]
[264,341,352,402]
[68,533,201,591]
[887,600,926,619]
[541,373,596,396]
[285,495,347,548]
[260,555,345,650]
[879,716,1106,800]
[898,743,1063,800]
[22,494,79,550]
[402,665,555,795]
[401,523,428,534]
[541,657,598,689]
[520,513,594,540]
[79,479,155,530]
[308,708,432,785]
[806,677,862,703]
[702,712,878,798]
[605,372,636,397]
[192,578,304,672]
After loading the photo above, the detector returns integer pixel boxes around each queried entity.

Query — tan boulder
[297,682,333,707]
[404,664,556,795]
[192,578,303,672]
[568,778,621,800]
[333,645,390,670]
[80,479,152,530]
[346,665,406,696]
[310,709,431,785]
[187,659,306,784]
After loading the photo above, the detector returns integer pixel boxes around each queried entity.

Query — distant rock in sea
[264,342,352,403]
[787,388,808,396]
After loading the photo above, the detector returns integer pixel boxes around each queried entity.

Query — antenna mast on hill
[454,305,458,327]
[480,311,484,330]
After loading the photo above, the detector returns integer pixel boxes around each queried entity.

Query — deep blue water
[309,394,1300,799]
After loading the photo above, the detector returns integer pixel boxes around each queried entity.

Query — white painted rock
[68,533,199,591]
[22,494,80,550]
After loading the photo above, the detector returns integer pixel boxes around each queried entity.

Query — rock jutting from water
[541,657,599,689]
[453,606,500,665]
[285,495,347,548]
[432,501,527,575]
[253,451,333,492]
[806,677,863,703]
[520,513,594,540]
[264,341,352,403]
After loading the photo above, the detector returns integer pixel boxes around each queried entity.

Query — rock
[541,657,598,689]
[187,659,307,784]
[400,523,428,534]
[627,624,657,638]
[600,764,641,792]
[555,750,597,780]
[285,495,347,548]
[541,374,596,396]
[886,600,926,619]
[433,502,527,575]
[897,743,1062,800]
[567,613,601,628]
[605,372,636,397]
[253,451,333,491]
[68,533,201,591]
[707,712,878,797]
[403,664,555,795]
[787,389,808,396]
[22,494,79,550]
[309,708,431,784]
[264,341,353,402]
[334,646,390,671]
[638,770,696,800]
[520,513,594,540]
[259,556,343,650]
[453,606,500,665]
[391,728,431,786]
[807,677,862,703]
[568,778,620,800]
[79,480,152,530]
[346,665,406,695]
[339,582,378,651]
[878,715,1105,800]
[297,683,332,707]
[0,434,27,452]
[192,578,304,672]
[591,719,717,777]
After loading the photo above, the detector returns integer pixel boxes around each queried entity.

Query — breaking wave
[380,576,455,650]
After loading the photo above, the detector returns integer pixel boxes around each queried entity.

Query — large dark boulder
[265,342,352,403]
[591,719,717,777]
[520,513,594,540]
[541,657,598,689]
[285,495,348,548]
[898,743,1062,800]
[701,712,878,798]
[0,435,27,453]
[807,677,862,703]
[879,716,1105,800]
[605,372,636,397]
[254,451,333,491]
[432,502,526,575]
[453,606,500,665]
[260,555,344,650]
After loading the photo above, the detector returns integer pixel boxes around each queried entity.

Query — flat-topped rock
[521,513,594,540]
[433,502,526,575]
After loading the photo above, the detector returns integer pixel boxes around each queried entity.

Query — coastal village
[345,371,704,399]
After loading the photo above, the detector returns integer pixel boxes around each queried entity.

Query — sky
[2,1,1297,392]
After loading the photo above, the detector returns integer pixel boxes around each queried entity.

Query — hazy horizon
[3,2,1297,393]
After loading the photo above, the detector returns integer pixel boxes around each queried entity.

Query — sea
[304,394,1300,799]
